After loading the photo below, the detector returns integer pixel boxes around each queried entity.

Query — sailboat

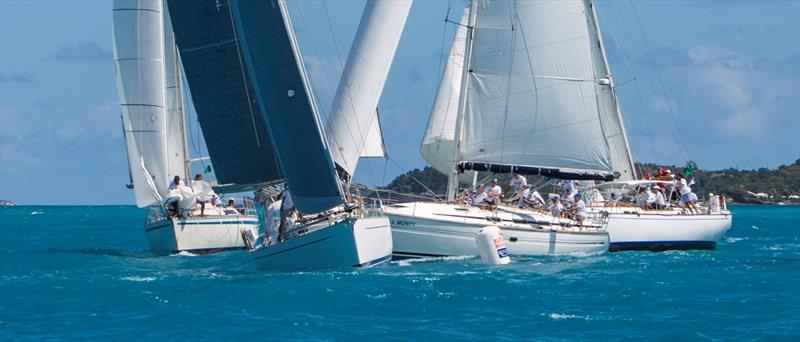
[384,0,617,258]
[113,0,259,254]
[167,0,411,271]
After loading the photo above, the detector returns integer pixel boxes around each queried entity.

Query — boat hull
[385,202,609,258]
[599,208,733,251]
[144,216,259,254]
[249,216,393,271]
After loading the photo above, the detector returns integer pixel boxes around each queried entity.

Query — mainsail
[166,0,283,191]
[113,0,170,207]
[325,0,412,180]
[456,0,621,180]
[229,0,344,213]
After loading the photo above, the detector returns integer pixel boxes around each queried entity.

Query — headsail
[166,0,283,191]
[420,8,469,177]
[162,3,189,183]
[359,110,387,159]
[325,0,412,180]
[457,0,617,180]
[113,0,170,207]
[229,0,343,213]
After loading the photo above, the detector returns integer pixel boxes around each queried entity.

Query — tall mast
[587,0,637,179]
[446,0,478,202]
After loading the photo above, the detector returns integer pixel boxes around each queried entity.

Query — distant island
[383,160,800,204]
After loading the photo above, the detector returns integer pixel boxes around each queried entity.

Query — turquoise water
[1,205,798,340]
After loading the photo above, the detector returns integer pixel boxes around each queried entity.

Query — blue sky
[1,0,798,205]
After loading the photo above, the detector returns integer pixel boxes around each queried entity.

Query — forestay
[459,0,618,180]
[420,8,469,177]
[167,0,283,191]
[229,0,343,214]
[325,0,412,179]
[112,0,169,207]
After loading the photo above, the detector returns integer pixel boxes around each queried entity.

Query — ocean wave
[29,211,43,215]
[121,276,158,282]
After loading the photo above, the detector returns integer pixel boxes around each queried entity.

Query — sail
[420,8,469,177]
[161,3,188,183]
[112,0,169,207]
[359,110,386,158]
[166,0,282,190]
[586,0,636,180]
[229,0,343,213]
[325,0,412,179]
[458,0,616,180]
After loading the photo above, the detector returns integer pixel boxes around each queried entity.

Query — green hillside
[384,160,800,203]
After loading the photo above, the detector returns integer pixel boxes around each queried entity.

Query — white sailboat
[385,0,615,258]
[565,1,732,251]
[167,0,411,270]
[113,0,258,254]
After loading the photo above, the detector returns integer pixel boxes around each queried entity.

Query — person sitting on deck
[561,180,577,203]
[509,173,527,199]
[645,186,657,210]
[519,184,546,209]
[675,174,699,214]
[549,195,565,218]
[192,174,216,216]
[168,175,181,190]
[488,178,502,208]
[566,193,587,228]
[471,184,489,207]
[654,187,667,210]
[223,198,240,216]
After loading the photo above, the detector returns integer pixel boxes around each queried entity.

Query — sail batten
[456,0,616,179]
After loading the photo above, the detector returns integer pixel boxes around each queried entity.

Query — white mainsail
[113,0,169,207]
[420,8,469,177]
[162,2,190,183]
[458,0,618,177]
[325,0,412,179]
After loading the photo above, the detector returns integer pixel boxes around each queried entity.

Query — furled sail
[113,0,170,207]
[458,0,617,180]
[166,0,282,191]
[325,0,412,180]
[229,0,343,213]
[161,3,189,183]
[420,8,469,177]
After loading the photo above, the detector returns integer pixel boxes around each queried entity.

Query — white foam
[171,251,198,257]
[121,276,158,282]
[29,211,43,215]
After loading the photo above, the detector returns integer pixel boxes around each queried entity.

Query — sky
[1,0,798,205]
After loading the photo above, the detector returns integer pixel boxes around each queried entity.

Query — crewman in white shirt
[471,184,489,206]
[488,178,502,208]
[509,173,527,198]
[192,174,217,216]
[279,188,295,241]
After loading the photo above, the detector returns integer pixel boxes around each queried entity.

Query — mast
[587,0,637,179]
[446,0,478,202]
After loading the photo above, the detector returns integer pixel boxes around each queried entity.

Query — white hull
[385,202,609,258]
[594,207,733,251]
[144,215,259,254]
[249,216,393,271]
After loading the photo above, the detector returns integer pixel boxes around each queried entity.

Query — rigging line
[598,3,656,162]
[225,0,261,147]
[294,1,359,177]
[628,0,691,160]
[388,157,439,196]
[321,0,345,73]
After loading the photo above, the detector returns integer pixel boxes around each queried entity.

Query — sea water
[1,205,798,340]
